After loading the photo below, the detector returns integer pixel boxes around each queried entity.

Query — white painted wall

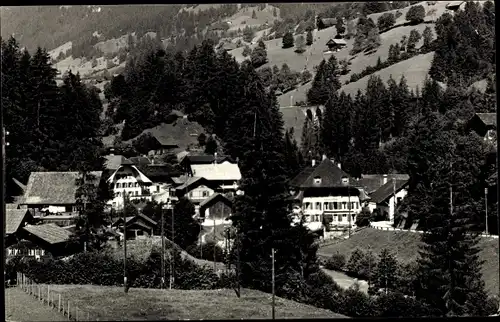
[187,185,214,201]
[108,168,150,209]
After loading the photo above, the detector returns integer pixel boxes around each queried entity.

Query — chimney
[338,162,341,170]
[110,148,115,156]
[312,159,316,167]
[383,174,388,185]
[322,154,327,161]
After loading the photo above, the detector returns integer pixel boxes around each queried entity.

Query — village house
[288,156,370,234]
[9,223,78,259]
[316,16,344,30]
[364,177,409,222]
[5,208,35,248]
[107,159,155,209]
[189,160,242,193]
[326,38,347,52]
[446,1,464,11]
[198,193,233,221]
[179,153,229,174]
[467,112,497,145]
[175,177,220,214]
[20,171,103,226]
[112,213,157,240]
[147,133,180,156]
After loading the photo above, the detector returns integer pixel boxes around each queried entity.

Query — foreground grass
[47,284,347,320]
[5,287,66,321]
[318,228,499,295]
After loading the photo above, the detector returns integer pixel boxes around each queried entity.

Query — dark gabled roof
[476,113,497,127]
[22,223,73,244]
[176,176,216,192]
[23,171,103,205]
[6,209,33,235]
[289,159,352,189]
[356,174,410,194]
[318,17,337,26]
[369,179,409,204]
[137,164,181,180]
[327,38,347,46]
[199,193,232,209]
[151,134,180,147]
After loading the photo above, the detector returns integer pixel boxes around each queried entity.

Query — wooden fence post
[68,301,71,321]
[38,284,41,300]
[59,294,62,312]
[48,285,50,306]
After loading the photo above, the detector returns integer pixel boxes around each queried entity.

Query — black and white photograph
[1,1,498,320]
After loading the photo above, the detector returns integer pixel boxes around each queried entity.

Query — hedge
[7,246,232,290]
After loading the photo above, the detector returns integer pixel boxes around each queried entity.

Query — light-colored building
[175,177,220,215]
[365,178,409,222]
[107,159,154,209]
[288,157,370,232]
[189,161,242,192]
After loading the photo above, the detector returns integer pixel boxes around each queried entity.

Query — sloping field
[46,284,347,320]
[280,106,307,144]
[318,228,499,295]
[48,41,72,60]
[340,52,435,96]
[225,5,280,32]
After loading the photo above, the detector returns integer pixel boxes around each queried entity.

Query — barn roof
[23,171,103,205]
[199,193,233,209]
[356,174,410,194]
[22,223,73,245]
[476,113,497,127]
[6,209,32,235]
[104,154,129,170]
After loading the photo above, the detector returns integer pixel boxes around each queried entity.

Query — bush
[186,241,225,262]
[355,208,372,227]
[406,5,425,24]
[325,253,346,271]
[377,13,396,31]
[373,291,434,317]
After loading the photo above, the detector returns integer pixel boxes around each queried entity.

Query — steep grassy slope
[318,228,499,295]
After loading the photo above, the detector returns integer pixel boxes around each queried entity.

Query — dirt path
[5,287,66,321]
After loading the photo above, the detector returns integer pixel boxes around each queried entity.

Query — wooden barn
[199,193,233,221]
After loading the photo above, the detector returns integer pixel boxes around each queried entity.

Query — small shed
[5,208,35,247]
[326,38,347,52]
[112,213,157,240]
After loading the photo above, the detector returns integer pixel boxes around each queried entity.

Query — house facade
[107,159,154,209]
[289,157,369,232]
[365,178,409,222]
[189,161,242,193]
[198,193,233,220]
[326,38,347,52]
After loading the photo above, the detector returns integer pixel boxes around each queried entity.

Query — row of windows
[116,182,139,188]
[305,213,356,223]
[116,191,140,197]
[304,201,359,211]
[189,190,211,198]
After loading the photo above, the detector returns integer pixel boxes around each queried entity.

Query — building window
[397,197,402,205]
[203,191,210,197]
[313,177,322,184]
[189,192,193,198]
[157,186,160,192]
[342,202,346,209]
[135,182,139,187]
[116,192,121,197]
[128,182,133,188]
[355,202,359,209]
[135,191,138,196]
[338,214,342,222]
[323,202,328,210]
[116,183,121,189]
[341,176,349,184]
[315,202,321,210]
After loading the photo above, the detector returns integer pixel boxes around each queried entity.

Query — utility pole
[214,214,217,273]
[348,182,351,238]
[271,248,275,320]
[2,125,8,273]
[393,177,396,224]
[169,200,175,289]
[236,228,241,298]
[123,190,128,294]
[161,203,165,289]
[485,187,488,235]
[253,112,257,138]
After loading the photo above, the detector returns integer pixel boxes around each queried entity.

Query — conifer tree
[371,248,399,295]
[306,29,313,46]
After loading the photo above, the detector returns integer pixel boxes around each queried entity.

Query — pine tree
[371,248,399,295]
[250,39,268,67]
[229,61,318,293]
[306,30,313,46]
[282,31,294,49]
[307,56,341,105]
[422,26,434,51]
